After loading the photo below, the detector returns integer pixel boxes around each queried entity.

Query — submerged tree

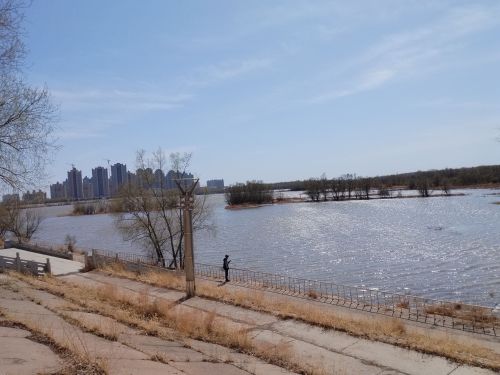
[304,178,322,202]
[225,181,273,205]
[417,178,431,197]
[0,0,57,190]
[114,149,211,269]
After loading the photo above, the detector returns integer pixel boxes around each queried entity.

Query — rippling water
[32,189,500,306]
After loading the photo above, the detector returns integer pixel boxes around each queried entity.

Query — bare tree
[0,0,57,190]
[331,177,346,201]
[361,178,372,199]
[319,173,329,201]
[377,185,391,198]
[441,179,451,196]
[304,178,322,202]
[343,173,356,200]
[0,201,44,243]
[114,149,211,269]
[417,178,431,197]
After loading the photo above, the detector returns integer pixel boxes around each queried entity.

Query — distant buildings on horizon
[2,190,47,204]
[207,179,224,189]
[46,163,224,201]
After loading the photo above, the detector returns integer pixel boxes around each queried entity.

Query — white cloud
[52,89,192,112]
[306,4,500,104]
[186,58,274,88]
[308,69,395,103]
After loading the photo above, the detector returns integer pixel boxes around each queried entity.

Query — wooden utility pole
[175,177,199,298]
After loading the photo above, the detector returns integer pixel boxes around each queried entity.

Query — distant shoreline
[225,192,468,209]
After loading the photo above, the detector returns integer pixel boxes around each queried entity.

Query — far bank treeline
[272,165,500,191]
[226,164,500,205]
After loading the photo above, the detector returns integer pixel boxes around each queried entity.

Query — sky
[23,0,500,188]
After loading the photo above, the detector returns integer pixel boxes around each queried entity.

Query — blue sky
[24,0,500,187]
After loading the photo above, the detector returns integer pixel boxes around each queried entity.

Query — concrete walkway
[0,247,83,275]
[60,271,500,375]
[0,274,296,375]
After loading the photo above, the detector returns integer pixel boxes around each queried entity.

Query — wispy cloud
[185,58,274,88]
[308,69,395,103]
[52,89,192,112]
[306,4,500,103]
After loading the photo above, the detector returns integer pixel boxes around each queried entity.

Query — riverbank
[2,268,499,374]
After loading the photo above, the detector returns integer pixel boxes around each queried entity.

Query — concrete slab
[0,248,83,275]
[250,329,384,375]
[61,271,498,375]
[0,298,148,361]
[271,319,360,352]
[120,333,208,362]
[168,303,254,333]
[20,286,81,311]
[106,358,185,375]
[0,336,63,375]
[0,276,294,375]
[186,339,300,375]
[0,288,23,300]
[183,296,277,326]
[0,326,31,337]
[343,340,459,375]
[207,278,500,354]
[450,366,499,375]
[172,361,251,375]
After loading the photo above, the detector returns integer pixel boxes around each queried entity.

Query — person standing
[223,255,231,282]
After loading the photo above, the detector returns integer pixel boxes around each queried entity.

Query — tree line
[303,173,450,201]
[270,165,500,192]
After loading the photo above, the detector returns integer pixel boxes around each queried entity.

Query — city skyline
[21,1,500,190]
[48,162,212,200]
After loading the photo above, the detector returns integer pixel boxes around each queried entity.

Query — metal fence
[90,249,498,336]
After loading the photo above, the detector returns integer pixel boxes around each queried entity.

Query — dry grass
[100,262,185,290]
[196,283,500,369]
[9,270,500,372]
[9,272,331,375]
[425,303,498,326]
[58,311,121,341]
[91,265,500,371]
[0,311,107,374]
[307,289,319,299]
[396,300,409,309]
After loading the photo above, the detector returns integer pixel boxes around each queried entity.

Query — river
[31,189,500,307]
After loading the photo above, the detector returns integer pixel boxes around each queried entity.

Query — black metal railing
[91,249,499,337]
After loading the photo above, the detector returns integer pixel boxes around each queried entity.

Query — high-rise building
[82,177,93,199]
[22,190,47,203]
[207,179,225,189]
[110,163,128,195]
[127,171,137,186]
[50,182,66,200]
[165,170,194,190]
[67,167,83,200]
[92,166,109,198]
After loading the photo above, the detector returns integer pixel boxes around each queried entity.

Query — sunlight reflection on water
[33,189,500,306]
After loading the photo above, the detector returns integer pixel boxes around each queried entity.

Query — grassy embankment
[88,263,500,371]
[6,272,330,375]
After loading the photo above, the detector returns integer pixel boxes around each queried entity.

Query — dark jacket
[223,257,230,270]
